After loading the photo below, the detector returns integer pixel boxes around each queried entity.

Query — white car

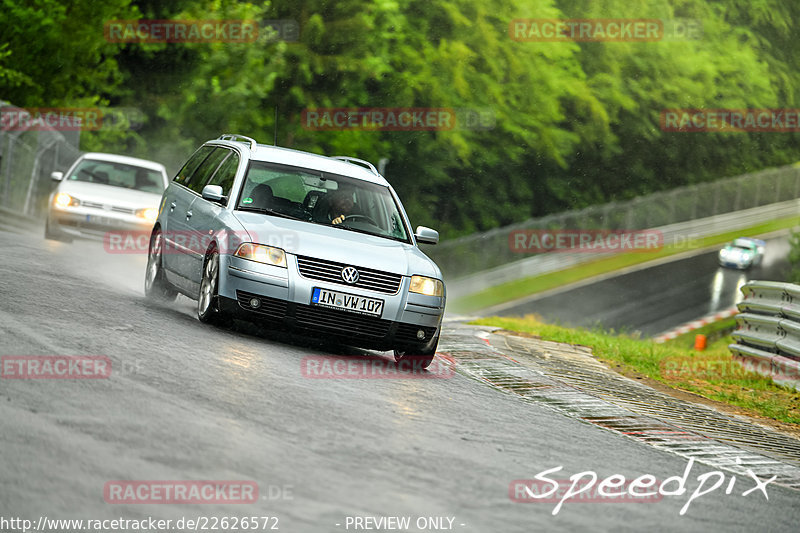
[718,237,766,269]
[45,152,168,242]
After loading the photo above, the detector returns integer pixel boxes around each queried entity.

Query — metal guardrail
[445,199,800,300]
[429,163,800,298]
[0,101,83,219]
[729,280,800,392]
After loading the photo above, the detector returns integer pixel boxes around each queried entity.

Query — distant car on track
[45,152,168,242]
[144,134,445,368]
[718,237,765,269]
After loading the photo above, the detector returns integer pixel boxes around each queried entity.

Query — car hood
[57,180,163,208]
[233,211,442,279]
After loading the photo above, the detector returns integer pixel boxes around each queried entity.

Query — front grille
[236,291,288,319]
[296,255,402,294]
[294,304,391,338]
[79,201,134,215]
[234,290,432,347]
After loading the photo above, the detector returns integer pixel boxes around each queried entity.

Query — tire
[394,335,439,370]
[197,248,229,326]
[44,217,72,242]
[144,229,178,302]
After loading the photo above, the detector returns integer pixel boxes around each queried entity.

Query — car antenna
[273,106,278,146]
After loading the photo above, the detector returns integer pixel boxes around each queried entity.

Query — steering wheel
[341,214,379,226]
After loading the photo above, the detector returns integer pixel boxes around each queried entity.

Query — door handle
[169,202,177,211]
[186,210,193,219]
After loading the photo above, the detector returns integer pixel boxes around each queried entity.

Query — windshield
[68,159,165,193]
[236,161,410,242]
[732,239,756,251]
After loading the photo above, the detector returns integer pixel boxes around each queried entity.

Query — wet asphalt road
[491,235,792,336]
[1,225,799,532]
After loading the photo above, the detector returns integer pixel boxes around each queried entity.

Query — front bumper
[718,259,750,269]
[219,254,444,351]
[49,207,153,239]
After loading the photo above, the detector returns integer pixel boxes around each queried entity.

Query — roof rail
[330,156,379,176]
[218,134,258,150]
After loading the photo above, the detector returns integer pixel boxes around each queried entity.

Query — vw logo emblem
[341,266,360,284]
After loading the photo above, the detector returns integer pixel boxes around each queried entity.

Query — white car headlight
[409,275,444,297]
[54,192,79,208]
[136,207,159,223]
[234,243,287,268]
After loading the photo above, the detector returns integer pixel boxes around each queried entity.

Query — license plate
[86,214,113,225]
[311,288,384,317]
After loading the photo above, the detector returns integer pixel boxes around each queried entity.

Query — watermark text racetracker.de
[661,108,800,132]
[1,515,280,532]
[509,18,702,42]
[509,229,663,253]
[104,229,298,255]
[301,107,495,131]
[511,458,775,516]
[104,19,259,43]
[1,356,111,379]
[301,354,456,379]
[1,108,103,131]
[104,480,258,504]
[661,356,800,382]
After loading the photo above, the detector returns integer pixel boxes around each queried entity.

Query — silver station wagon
[145,134,446,367]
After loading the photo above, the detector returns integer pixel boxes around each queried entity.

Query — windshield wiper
[325,222,408,243]
[236,205,300,220]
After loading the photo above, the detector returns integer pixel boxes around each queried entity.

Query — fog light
[416,329,426,340]
[250,298,261,309]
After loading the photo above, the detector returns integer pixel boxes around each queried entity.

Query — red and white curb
[653,306,739,343]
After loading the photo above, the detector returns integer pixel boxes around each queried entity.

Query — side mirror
[51,171,64,181]
[201,184,226,204]
[414,226,439,245]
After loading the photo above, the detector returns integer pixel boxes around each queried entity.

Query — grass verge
[470,315,800,426]
[451,215,800,314]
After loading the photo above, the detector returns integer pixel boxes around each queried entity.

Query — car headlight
[234,243,287,268]
[136,207,159,223]
[54,192,79,208]
[409,275,444,297]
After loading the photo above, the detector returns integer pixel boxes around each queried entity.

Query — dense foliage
[3,0,799,237]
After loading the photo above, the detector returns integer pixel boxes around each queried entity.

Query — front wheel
[44,217,72,242]
[144,229,177,302]
[394,335,439,370]
[198,249,229,326]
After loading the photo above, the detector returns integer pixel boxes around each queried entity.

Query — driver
[327,190,356,225]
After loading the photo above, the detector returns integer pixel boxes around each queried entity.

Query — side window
[187,148,229,194]
[173,146,214,187]
[206,152,239,197]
